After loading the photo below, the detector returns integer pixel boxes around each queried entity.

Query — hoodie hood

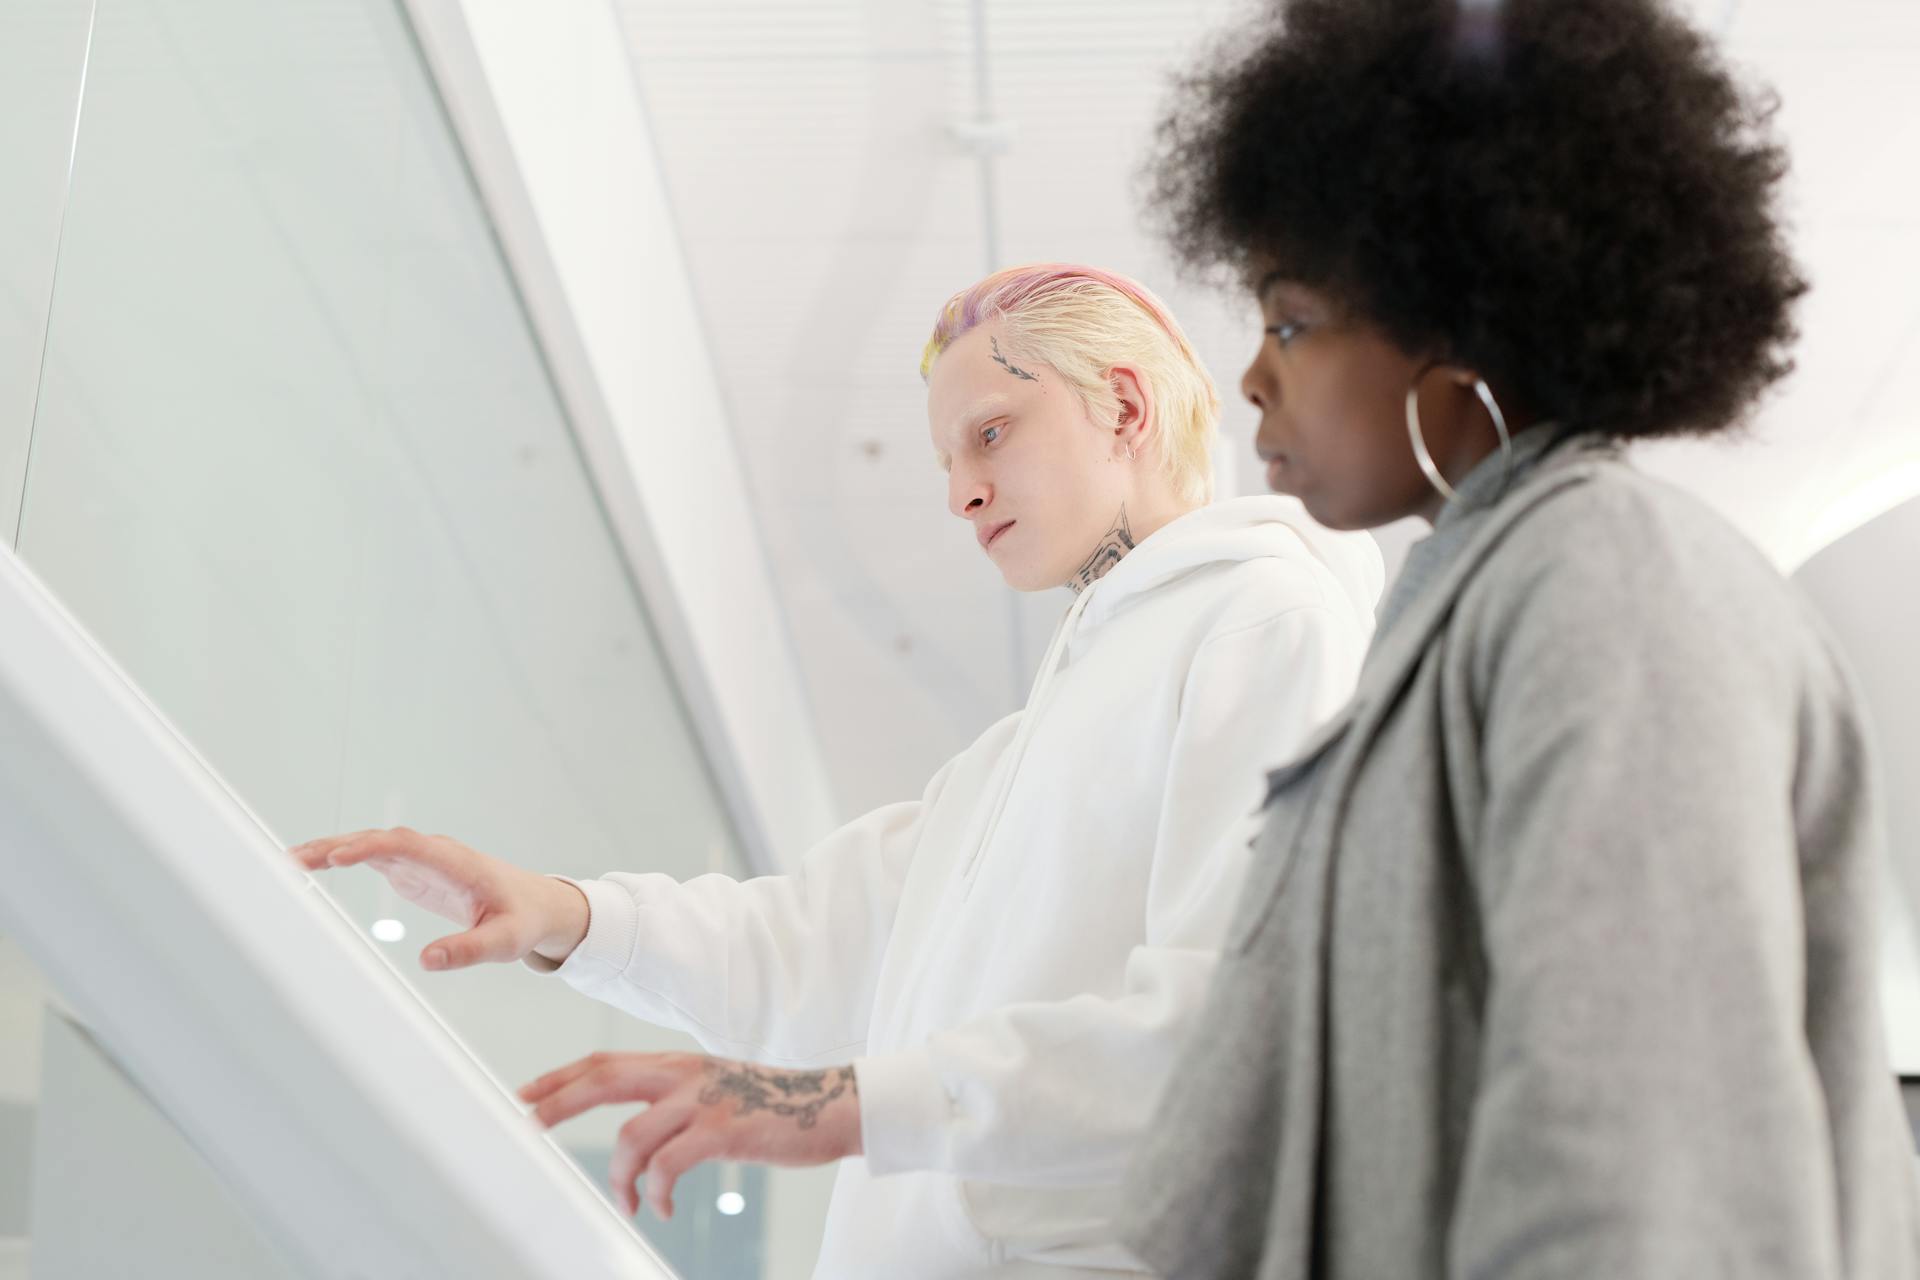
[1077,494,1385,635]
[955,496,1383,893]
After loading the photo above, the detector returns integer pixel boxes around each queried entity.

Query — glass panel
[0,0,94,545]
[0,538,675,1278]
[14,0,762,1269]
[0,6,94,1271]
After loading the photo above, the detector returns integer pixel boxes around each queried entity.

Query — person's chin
[998,568,1047,592]
[1268,468,1336,528]
[1297,492,1372,532]
[994,557,1055,593]
[1263,455,1293,494]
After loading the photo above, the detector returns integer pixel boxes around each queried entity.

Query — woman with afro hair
[1119,1,1920,1276]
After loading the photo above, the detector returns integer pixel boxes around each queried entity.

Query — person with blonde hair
[294,263,1383,1278]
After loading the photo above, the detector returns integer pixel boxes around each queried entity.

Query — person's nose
[1242,354,1273,412]
[949,465,991,519]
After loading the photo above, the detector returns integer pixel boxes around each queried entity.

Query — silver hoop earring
[1404,373,1512,504]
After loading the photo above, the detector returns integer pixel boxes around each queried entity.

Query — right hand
[290,828,589,971]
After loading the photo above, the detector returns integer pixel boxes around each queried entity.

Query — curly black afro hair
[1149,0,1807,439]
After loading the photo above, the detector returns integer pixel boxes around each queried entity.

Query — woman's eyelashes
[981,421,1007,447]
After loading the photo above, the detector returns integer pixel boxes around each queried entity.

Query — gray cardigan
[1119,428,1920,1278]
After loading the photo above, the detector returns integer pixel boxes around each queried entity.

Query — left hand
[518,1052,864,1219]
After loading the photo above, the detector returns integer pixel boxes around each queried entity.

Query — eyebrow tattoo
[990,337,1039,383]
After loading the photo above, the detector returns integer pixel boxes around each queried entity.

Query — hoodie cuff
[855,1049,954,1176]
[521,876,637,985]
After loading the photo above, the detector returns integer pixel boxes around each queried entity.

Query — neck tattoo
[1069,506,1135,593]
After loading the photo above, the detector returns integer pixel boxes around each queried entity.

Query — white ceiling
[618,0,1920,819]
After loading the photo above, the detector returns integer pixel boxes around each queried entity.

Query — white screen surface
[0,543,678,1279]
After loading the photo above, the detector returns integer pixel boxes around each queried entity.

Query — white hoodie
[545,496,1383,1278]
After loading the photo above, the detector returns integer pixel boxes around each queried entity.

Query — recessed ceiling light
[716,1191,746,1216]
[371,918,406,943]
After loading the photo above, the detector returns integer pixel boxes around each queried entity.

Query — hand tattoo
[990,336,1039,382]
[698,1062,858,1130]
[1070,505,1135,592]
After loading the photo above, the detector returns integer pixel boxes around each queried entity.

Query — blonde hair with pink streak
[920,264,1219,504]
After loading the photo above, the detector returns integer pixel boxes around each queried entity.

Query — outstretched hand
[519,1052,864,1219]
[290,827,588,971]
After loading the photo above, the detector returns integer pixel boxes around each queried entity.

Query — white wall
[1794,496,1920,1072]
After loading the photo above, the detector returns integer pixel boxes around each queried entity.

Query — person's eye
[1265,319,1308,348]
[982,424,1004,446]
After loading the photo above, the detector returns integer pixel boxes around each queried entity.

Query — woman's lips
[1264,456,1289,490]
[980,519,1015,550]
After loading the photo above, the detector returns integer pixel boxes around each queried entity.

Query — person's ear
[1431,362,1522,443]
[1106,364,1153,446]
